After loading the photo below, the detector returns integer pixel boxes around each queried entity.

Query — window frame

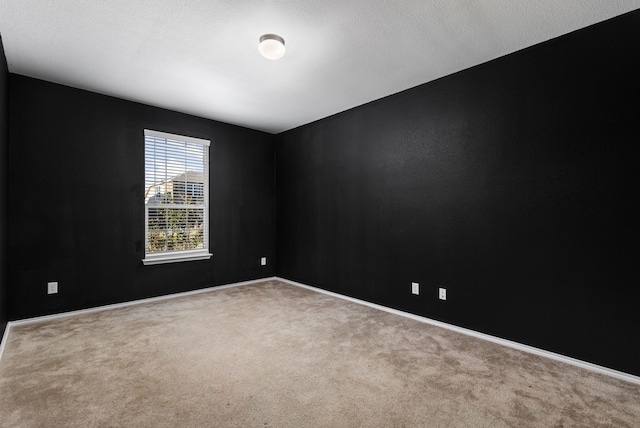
[143,129,212,265]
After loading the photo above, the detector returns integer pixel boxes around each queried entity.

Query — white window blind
[143,129,212,265]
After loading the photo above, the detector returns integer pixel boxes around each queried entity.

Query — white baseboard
[276,277,640,386]
[9,277,278,327]
[2,275,638,386]
[0,277,277,363]
[0,321,9,364]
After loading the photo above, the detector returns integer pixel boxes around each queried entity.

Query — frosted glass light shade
[259,34,286,60]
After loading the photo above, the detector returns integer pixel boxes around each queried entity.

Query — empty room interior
[1,1,639,427]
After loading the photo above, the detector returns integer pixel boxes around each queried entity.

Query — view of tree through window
[144,130,210,261]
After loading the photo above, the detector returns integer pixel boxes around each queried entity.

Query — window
[143,129,212,265]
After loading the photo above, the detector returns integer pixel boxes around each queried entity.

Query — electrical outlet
[261,257,267,266]
[48,282,58,294]
[439,287,446,300]
[411,282,419,295]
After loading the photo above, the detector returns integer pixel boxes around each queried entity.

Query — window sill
[142,250,212,266]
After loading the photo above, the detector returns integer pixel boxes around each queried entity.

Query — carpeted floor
[1,279,638,427]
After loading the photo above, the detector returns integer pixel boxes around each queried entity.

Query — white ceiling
[1,1,639,134]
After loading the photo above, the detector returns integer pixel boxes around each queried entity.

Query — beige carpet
[0,280,638,427]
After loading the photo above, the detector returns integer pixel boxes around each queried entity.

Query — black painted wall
[0,35,8,338]
[8,75,275,320]
[276,11,640,375]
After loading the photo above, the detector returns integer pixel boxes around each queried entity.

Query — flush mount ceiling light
[259,34,286,60]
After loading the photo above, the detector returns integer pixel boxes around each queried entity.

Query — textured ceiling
[1,1,639,134]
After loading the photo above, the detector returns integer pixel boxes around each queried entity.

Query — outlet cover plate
[411,282,419,295]
[261,257,267,266]
[439,287,446,300]
[48,282,58,294]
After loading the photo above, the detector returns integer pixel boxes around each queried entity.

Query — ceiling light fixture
[259,34,286,60]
